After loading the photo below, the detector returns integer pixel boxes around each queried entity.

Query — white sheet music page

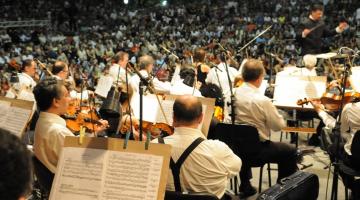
[0,105,32,137]
[0,101,11,128]
[95,75,113,98]
[273,75,327,108]
[50,147,163,200]
[351,67,360,92]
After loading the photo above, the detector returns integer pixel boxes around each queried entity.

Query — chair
[210,123,272,194]
[339,130,360,200]
[164,191,220,200]
[32,156,54,198]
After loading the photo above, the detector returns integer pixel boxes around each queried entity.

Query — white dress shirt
[206,62,239,100]
[130,70,171,116]
[109,63,128,85]
[318,102,360,155]
[206,63,239,121]
[152,127,241,198]
[234,82,286,140]
[34,112,75,173]
[170,79,202,97]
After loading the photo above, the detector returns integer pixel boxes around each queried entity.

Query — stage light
[161,0,167,6]
[124,0,129,5]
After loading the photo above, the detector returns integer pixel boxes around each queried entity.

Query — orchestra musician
[233,59,298,198]
[152,95,241,199]
[5,59,37,101]
[109,51,130,86]
[206,51,240,122]
[193,48,210,86]
[129,55,171,116]
[51,61,69,80]
[33,78,108,173]
[310,98,360,199]
[0,129,32,200]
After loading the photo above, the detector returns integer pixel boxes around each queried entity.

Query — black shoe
[308,135,320,146]
[239,184,257,199]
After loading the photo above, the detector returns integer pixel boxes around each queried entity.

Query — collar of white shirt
[173,127,206,139]
[243,82,261,93]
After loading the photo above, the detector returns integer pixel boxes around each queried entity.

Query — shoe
[308,135,320,146]
[239,184,257,199]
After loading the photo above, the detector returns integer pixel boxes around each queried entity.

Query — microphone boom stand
[330,60,351,200]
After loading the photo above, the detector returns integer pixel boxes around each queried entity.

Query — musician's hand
[196,81,202,90]
[310,99,325,113]
[327,80,340,89]
[95,119,109,133]
[338,22,348,32]
[302,29,311,38]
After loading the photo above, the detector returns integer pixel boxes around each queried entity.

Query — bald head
[173,95,203,127]
[241,59,265,82]
[138,55,154,70]
[52,61,69,80]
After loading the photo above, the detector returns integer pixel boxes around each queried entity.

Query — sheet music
[0,102,11,127]
[351,67,360,92]
[95,75,113,98]
[50,147,163,200]
[273,75,327,108]
[0,106,32,137]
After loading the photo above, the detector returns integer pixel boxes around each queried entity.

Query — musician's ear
[52,98,60,108]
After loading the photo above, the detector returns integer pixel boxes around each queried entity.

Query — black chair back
[165,191,219,200]
[211,123,262,162]
[32,156,54,193]
[351,130,360,161]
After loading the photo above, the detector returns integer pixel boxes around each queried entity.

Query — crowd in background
[0,0,359,95]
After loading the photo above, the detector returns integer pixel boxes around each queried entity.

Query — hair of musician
[0,128,32,200]
[173,96,202,123]
[193,48,206,62]
[33,78,65,111]
[52,61,67,75]
[138,55,154,70]
[241,59,265,82]
[112,51,129,63]
[310,3,324,12]
[21,59,34,71]
[200,83,224,107]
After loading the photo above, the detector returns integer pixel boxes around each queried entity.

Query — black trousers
[240,141,298,186]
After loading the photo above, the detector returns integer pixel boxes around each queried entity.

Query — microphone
[160,45,179,60]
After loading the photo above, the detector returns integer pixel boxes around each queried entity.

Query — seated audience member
[33,78,108,173]
[153,95,241,199]
[0,128,32,200]
[233,59,298,198]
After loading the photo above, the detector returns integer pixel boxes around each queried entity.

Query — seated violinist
[33,78,108,173]
[310,98,360,199]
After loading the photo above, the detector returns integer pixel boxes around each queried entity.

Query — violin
[297,92,360,111]
[119,115,174,140]
[63,99,104,133]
